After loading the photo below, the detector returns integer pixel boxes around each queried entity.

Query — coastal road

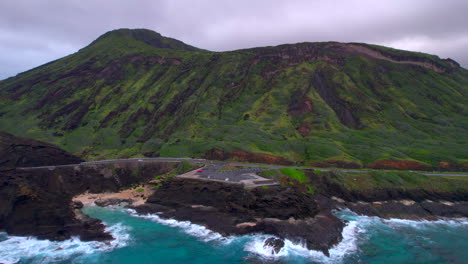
[16,157,468,177]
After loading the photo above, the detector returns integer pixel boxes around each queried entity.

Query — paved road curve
[16,157,468,177]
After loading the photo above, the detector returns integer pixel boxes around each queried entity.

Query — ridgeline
[0,28,467,170]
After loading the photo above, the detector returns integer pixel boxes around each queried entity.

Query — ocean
[1,206,467,264]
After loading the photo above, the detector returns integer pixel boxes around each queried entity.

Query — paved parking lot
[177,163,278,188]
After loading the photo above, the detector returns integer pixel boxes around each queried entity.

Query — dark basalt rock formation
[310,172,468,220]
[131,177,344,256]
[0,138,178,242]
[310,172,468,204]
[342,200,468,220]
[264,237,285,254]
[95,198,133,207]
[0,131,83,168]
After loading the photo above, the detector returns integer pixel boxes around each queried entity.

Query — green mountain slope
[1,28,467,169]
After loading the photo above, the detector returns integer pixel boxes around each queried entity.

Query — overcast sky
[1,0,467,80]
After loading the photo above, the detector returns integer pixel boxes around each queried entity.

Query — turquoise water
[0,206,467,264]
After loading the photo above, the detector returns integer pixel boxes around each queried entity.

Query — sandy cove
[73,184,156,206]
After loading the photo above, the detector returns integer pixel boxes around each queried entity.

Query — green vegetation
[150,161,200,188]
[260,168,316,194]
[135,188,144,193]
[307,185,316,194]
[262,167,467,196]
[153,174,164,181]
[0,28,466,170]
[175,161,195,174]
[259,169,279,178]
[325,170,468,193]
[279,168,308,183]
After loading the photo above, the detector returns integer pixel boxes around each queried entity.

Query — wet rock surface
[264,237,285,254]
[131,177,344,255]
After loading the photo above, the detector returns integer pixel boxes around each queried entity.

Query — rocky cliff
[0,131,83,168]
[0,134,178,241]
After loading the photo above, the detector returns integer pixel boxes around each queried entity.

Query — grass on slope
[279,168,309,183]
[261,168,468,195]
[328,170,468,193]
[0,29,467,168]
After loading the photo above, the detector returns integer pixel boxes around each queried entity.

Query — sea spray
[1,206,467,263]
[125,208,229,243]
[0,222,130,264]
[243,220,360,263]
[125,207,362,262]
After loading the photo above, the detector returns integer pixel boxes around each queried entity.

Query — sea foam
[125,208,361,263]
[123,207,468,263]
[0,222,130,264]
[125,209,229,243]
[243,219,360,263]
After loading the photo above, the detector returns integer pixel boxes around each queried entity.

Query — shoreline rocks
[0,161,178,242]
[264,237,285,254]
[130,177,344,255]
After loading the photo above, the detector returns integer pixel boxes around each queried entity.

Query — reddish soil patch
[297,121,311,137]
[437,161,451,170]
[437,161,468,172]
[288,98,313,116]
[366,160,431,171]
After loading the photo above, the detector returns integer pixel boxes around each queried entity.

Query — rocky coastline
[1,132,466,256]
[82,175,468,256]
[0,160,178,242]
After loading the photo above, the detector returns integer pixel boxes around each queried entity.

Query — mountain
[0,28,467,170]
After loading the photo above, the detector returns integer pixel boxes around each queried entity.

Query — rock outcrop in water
[130,177,344,255]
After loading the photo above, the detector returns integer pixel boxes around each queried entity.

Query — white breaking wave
[125,209,232,243]
[125,208,361,263]
[0,222,130,264]
[383,217,468,229]
[124,207,468,263]
[244,220,360,263]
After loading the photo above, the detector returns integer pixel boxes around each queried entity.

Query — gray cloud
[1,0,467,80]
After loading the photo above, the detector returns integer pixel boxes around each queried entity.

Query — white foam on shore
[124,208,361,262]
[125,209,230,243]
[123,207,468,263]
[383,217,468,228]
[0,222,130,264]
[124,208,361,263]
[336,208,468,231]
[243,219,360,263]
